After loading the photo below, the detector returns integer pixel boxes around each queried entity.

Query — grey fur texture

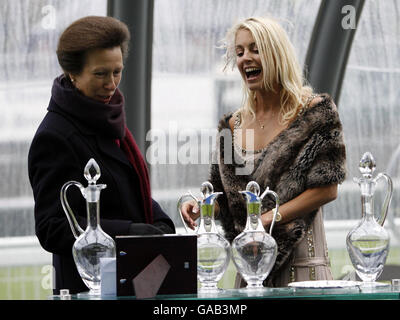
[209,93,346,282]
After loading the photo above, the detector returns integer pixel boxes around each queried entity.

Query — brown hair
[57,16,130,76]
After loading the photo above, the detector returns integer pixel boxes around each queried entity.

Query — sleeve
[303,100,347,189]
[127,200,175,235]
[151,199,176,234]
[28,130,132,255]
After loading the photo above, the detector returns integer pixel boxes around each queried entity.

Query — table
[47,286,400,318]
[51,284,400,300]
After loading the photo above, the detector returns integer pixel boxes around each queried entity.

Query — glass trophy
[346,152,393,287]
[178,182,231,292]
[231,181,279,290]
[60,158,116,295]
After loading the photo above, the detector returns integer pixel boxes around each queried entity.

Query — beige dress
[269,208,333,286]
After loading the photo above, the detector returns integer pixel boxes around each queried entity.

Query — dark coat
[28,99,175,294]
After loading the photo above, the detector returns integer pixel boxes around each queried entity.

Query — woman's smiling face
[235,28,263,91]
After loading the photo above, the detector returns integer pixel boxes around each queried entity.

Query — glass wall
[0,0,107,299]
[0,0,107,238]
[323,0,400,280]
[150,0,400,280]
[324,0,400,223]
[151,0,321,227]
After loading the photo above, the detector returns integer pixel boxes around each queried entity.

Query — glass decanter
[346,152,393,286]
[60,158,116,295]
[178,182,231,292]
[232,181,279,290]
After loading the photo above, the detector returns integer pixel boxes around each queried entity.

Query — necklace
[256,116,265,129]
[256,111,271,130]
[256,108,280,130]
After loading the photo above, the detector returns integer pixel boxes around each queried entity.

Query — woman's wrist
[261,209,282,228]
[272,208,282,222]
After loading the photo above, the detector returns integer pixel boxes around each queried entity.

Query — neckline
[232,93,321,154]
[233,112,268,154]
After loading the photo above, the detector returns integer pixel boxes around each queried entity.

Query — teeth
[245,67,260,72]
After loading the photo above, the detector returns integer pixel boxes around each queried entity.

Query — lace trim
[233,112,268,155]
[233,94,319,157]
[298,93,318,115]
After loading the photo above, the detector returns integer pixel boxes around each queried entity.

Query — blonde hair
[222,17,313,124]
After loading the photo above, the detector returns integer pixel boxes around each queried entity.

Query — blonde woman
[181,17,346,287]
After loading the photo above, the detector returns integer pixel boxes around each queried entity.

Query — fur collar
[209,93,346,283]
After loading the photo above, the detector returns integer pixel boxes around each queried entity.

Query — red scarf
[118,128,153,224]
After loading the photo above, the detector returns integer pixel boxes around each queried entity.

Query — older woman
[28,16,175,294]
[182,17,346,287]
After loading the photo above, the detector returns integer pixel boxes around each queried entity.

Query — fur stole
[209,93,346,283]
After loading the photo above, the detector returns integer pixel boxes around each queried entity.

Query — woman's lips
[97,95,112,103]
[246,73,261,81]
[244,67,262,81]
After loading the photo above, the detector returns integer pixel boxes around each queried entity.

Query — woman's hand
[260,184,338,229]
[261,210,274,229]
[180,200,200,230]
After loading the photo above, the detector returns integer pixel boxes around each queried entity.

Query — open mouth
[97,95,113,103]
[244,67,262,79]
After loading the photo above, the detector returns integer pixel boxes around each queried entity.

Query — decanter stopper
[200,181,213,199]
[246,181,260,197]
[200,181,221,206]
[82,159,106,203]
[240,181,262,231]
[84,158,101,184]
[359,152,376,178]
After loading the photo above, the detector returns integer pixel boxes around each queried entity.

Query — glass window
[151,0,322,227]
[324,0,400,223]
[0,0,107,299]
[0,0,107,238]
[322,0,400,281]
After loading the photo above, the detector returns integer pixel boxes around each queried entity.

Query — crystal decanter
[60,158,116,295]
[346,152,393,286]
[232,181,279,290]
[178,182,231,292]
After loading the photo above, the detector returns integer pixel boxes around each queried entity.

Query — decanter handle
[374,173,393,226]
[260,188,280,235]
[177,191,199,234]
[60,181,86,239]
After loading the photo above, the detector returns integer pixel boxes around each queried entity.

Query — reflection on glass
[0,0,107,300]
[326,0,400,226]
[0,1,107,237]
